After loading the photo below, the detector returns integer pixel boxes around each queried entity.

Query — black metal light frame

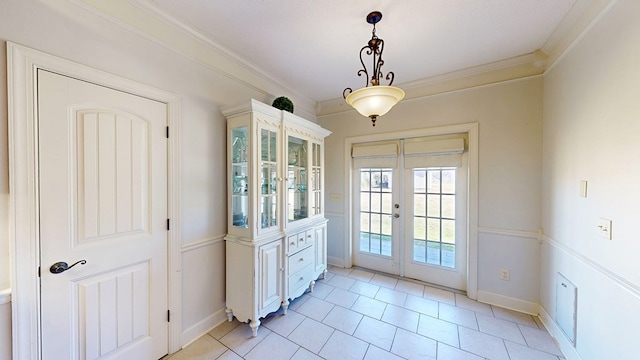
[343,11,396,99]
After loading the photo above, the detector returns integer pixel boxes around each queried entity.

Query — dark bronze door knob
[49,260,87,274]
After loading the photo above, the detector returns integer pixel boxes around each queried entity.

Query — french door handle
[393,213,400,218]
[49,260,87,274]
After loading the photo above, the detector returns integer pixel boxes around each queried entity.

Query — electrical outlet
[597,218,612,240]
[500,269,510,281]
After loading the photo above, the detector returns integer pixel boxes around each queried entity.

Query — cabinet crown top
[223,99,331,138]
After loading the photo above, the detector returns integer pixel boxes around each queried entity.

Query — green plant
[272,96,294,113]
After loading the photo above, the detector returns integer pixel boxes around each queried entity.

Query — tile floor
[166,266,564,360]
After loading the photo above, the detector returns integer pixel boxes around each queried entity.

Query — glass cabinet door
[260,128,278,229]
[287,136,308,222]
[231,127,249,228]
[311,143,322,216]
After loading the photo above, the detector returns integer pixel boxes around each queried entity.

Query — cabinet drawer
[305,230,314,246]
[288,246,314,275]
[286,234,298,253]
[288,264,313,295]
[296,232,306,248]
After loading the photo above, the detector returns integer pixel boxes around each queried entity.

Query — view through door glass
[360,168,393,256]
[354,167,400,274]
[412,167,457,267]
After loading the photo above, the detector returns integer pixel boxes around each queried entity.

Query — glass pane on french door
[404,164,467,291]
[354,168,399,275]
[412,168,456,267]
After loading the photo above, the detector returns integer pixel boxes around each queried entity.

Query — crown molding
[541,0,617,67]
[70,0,317,117]
[316,52,547,117]
[317,0,615,118]
[544,0,617,73]
[72,0,613,119]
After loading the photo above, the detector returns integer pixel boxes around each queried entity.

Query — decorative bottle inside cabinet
[223,99,331,336]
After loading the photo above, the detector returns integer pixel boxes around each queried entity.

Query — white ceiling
[144,0,578,102]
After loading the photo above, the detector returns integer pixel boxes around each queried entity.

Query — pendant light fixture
[343,11,405,127]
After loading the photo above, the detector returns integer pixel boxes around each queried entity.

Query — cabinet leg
[225,308,233,322]
[309,280,316,293]
[322,269,327,280]
[249,319,260,337]
[281,299,289,315]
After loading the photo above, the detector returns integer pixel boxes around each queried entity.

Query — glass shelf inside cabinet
[287,136,308,222]
[231,127,249,228]
[311,143,322,216]
[260,129,278,229]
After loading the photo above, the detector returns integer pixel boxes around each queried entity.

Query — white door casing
[38,70,168,359]
[8,43,182,359]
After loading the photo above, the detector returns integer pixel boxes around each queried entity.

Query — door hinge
[38,266,41,277]
[166,126,169,138]
[167,310,171,322]
[167,219,171,231]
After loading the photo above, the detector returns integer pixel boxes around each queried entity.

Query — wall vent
[556,272,577,345]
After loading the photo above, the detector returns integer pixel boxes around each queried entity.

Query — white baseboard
[180,307,228,349]
[327,256,346,268]
[476,290,539,315]
[538,305,581,360]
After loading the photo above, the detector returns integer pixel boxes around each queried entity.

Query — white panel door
[38,70,168,360]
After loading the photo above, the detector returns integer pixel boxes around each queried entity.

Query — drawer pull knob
[290,242,295,246]
[299,258,304,262]
[299,277,304,281]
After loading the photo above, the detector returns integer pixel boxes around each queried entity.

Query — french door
[352,139,468,290]
[353,167,401,275]
[403,158,468,290]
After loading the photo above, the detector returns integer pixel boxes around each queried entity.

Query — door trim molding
[7,42,182,359]
[343,123,479,299]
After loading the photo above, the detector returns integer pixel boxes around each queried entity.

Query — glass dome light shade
[345,85,405,118]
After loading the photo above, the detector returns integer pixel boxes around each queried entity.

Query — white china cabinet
[223,99,331,336]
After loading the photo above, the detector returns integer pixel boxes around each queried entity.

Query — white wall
[540,0,640,358]
[4,0,634,358]
[0,291,10,360]
[318,77,543,308]
[0,0,294,352]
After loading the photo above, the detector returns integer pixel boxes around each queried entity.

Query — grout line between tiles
[178,267,564,360]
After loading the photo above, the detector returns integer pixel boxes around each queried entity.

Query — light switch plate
[579,180,588,198]
[597,218,612,240]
